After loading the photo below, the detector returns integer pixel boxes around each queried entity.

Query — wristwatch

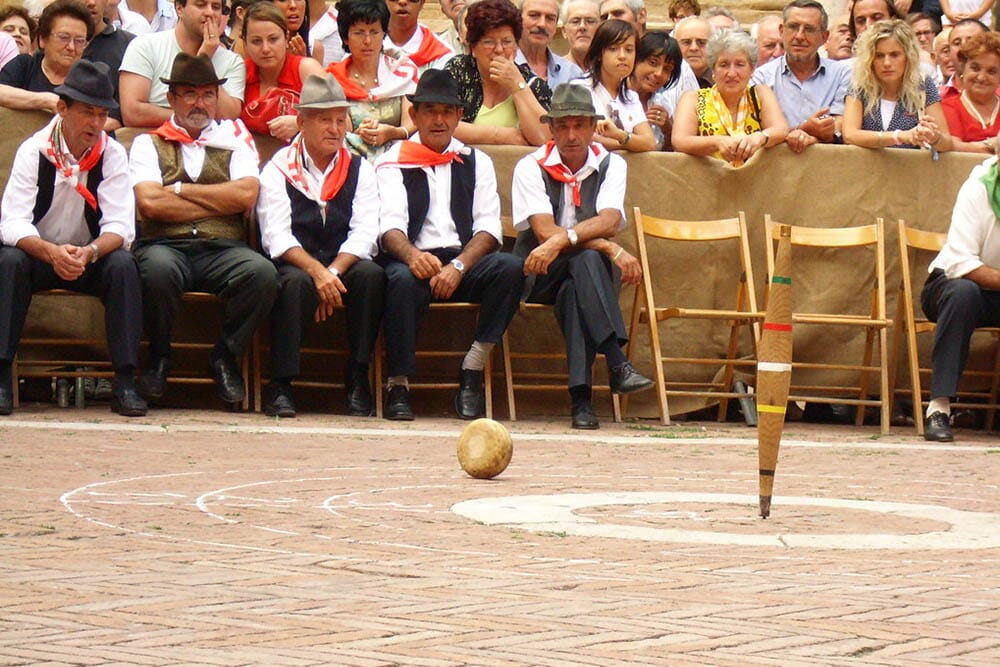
[833,129,844,144]
[328,266,340,277]
[517,81,526,91]
[566,228,579,246]
[174,181,182,195]
[450,258,465,274]
[89,243,99,264]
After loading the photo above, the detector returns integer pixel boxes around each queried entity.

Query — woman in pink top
[241,1,324,142]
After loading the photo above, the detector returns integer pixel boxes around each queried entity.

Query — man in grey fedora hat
[374,69,524,421]
[256,74,385,418]
[130,52,276,409]
[511,82,650,429]
[0,59,146,417]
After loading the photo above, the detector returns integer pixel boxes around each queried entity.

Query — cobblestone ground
[1,406,999,666]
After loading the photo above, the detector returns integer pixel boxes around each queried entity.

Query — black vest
[32,153,105,239]
[513,153,612,258]
[400,151,477,246]
[286,154,363,266]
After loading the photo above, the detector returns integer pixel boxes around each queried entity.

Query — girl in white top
[574,18,656,152]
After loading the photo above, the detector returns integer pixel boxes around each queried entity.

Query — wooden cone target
[756,224,793,519]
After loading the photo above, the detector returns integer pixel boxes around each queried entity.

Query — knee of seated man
[0,246,30,271]
[941,277,985,308]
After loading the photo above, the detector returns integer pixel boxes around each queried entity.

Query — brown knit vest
[138,136,246,241]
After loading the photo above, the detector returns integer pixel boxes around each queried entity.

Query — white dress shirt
[257,144,379,261]
[375,134,502,250]
[930,157,1000,279]
[511,142,626,232]
[129,119,260,186]
[1,117,135,248]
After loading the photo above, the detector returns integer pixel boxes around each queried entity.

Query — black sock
[114,368,136,390]
[569,384,592,406]
[598,336,627,369]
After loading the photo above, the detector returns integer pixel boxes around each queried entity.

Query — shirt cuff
[267,237,302,261]
[949,259,985,280]
[340,237,374,261]
[97,222,135,247]
[1,224,40,248]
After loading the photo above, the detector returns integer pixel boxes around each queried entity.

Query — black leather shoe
[571,400,599,429]
[344,364,373,416]
[924,411,954,442]
[210,355,246,405]
[609,362,654,395]
[264,382,296,418]
[385,384,414,421]
[111,385,148,417]
[0,378,13,416]
[454,368,486,420]
[139,357,170,399]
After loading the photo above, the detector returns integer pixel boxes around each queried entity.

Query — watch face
[452,260,465,272]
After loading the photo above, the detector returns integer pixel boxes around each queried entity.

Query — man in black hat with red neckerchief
[0,59,146,417]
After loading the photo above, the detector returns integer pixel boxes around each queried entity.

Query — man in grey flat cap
[0,59,146,417]
[256,74,385,418]
[511,82,651,430]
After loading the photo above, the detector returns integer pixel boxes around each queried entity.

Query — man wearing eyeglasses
[119,0,245,127]
[516,0,582,89]
[561,0,600,71]
[0,0,93,114]
[129,54,276,409]
[750,0,850,152]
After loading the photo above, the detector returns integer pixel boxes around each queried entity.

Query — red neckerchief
[377,139,464,170]
[320,147,352,201]
[44,119,106,211]
[408,26,451,66]
[327,57,370,100]
[536,141,600,207]
[151,118,206,146]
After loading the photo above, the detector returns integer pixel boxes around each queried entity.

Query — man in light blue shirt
[516,0,583,89]
[751,0,850,152]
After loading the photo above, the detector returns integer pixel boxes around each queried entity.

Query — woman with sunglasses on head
[326,0,418,159]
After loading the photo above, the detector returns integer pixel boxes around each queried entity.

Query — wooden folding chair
[892,220,1000,434]
[499,217,622,422]
[628,208,764,425]
[764,216,893,434]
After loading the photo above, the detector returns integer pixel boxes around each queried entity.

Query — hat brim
[53,84,119,110]
[293,99,354,111]
[159,76,229,87]
[541,110,604,122]
[406,93,464,106]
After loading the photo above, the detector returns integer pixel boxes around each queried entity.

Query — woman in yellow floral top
[672,29,788,166]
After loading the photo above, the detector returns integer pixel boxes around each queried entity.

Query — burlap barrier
[0,108,987,416]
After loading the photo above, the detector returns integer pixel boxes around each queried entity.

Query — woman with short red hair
[943,31,1000,153]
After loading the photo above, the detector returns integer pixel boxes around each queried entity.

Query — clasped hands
[409,251,463,299]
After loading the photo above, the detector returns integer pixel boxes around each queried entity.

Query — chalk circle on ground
[451,492,1000,550]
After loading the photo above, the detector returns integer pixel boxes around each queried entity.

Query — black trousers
[134,239,278,359]
[527,249,627,388]
[921,268,1000,399]
[0,246,142,372]
[381,250,523,378]
[269,260,385,380]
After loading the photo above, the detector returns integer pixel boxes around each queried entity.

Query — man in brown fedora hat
[512,82,650,429]
[374,69,523,421]
[0,59,146,417]
[119,0,244,127]
[130,52,276,409]
[256,74,385,418]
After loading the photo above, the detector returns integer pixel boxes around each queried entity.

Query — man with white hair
[517,0,582,88]
[561,0,600,70]
[822,12,853,60]
[436,0,466,54]
[753,14,783,66]
[703,5,737,32]
[598,0,645,34]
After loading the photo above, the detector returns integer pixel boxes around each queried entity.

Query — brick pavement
[1,407,999,666]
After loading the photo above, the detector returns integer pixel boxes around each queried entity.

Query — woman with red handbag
[241,1,324,143]
[326,0,418,159]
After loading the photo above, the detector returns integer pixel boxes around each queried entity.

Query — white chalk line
[2,418,993,452]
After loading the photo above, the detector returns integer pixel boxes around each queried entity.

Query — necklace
[960,90,1000,130]
[351,66,379,88]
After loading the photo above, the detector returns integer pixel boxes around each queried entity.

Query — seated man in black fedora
[0,59,145,416]
[130,53,277,408]
[374,69,524,421]
[256,73,385,418]
[511,82,651,429]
